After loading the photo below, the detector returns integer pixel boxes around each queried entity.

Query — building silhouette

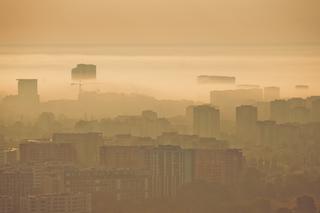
[270,100,289,123]
[20,193,92,213]
[236,105,258,142]
[193,105,220,138]
[17,79,39,105]
[52,132,103,167]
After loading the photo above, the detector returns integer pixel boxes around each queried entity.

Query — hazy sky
[1,0,320,101]
[1,0,320,45]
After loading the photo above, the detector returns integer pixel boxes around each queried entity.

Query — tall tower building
[256,120,277,145]
[17,79,39,104]
[311,99,320,122]
[52,132,103,167]
[150,145,189,198]
[236,105,258,141]
[193,105,220,137]
[270,99,289,123]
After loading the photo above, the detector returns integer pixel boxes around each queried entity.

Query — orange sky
[0,0,320,45]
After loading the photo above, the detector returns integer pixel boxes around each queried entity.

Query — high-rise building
[72,64,96,80]
[193,149,244,184]
[311,99,320,122]
[211,88,263,121]
[52,132,103,166]
[20,193,92,213]
[103,113,171,139]
[26,162,67,194]
[157,132,228,150]
[4,148,18,165]
[64,168,149,201]
[0,196,13,213]
[19,141,77,163]
[236,105,258,141]
[256,120,277,145]
[0,135,6,165]
[100,145,152,170]
[270,99,289,123]
[287,98,306,109]
[17,79,39,104]
[306,96,320,109]
[193,105,220,138]
[0,167,33,212]
[264,87,280,102]
[100,144,193,198]
[289,107,310,123]
[0,167,33,197]
[256,101,270,121]
[150,145,192,198]
[186,105,195,123]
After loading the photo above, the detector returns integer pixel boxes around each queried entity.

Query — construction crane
[71,81,104,99]
[71,64,97,99]
[71,80,83,98]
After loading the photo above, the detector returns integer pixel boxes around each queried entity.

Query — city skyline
[1,1,320,213]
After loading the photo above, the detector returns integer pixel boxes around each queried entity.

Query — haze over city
[1,0,320,213]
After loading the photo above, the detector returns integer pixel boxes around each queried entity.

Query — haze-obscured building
[19,141,77,164]
[64,168,149,201]
[236,105,258,142]
[52,132,103,167]
[270,100,289,123]
[193,149,244,184]
[193,105,220,138]
[71,64,97,81]
[20,193,92,213]
[17,79,39,105]
[0,196,13,213]
[211,88,262,121]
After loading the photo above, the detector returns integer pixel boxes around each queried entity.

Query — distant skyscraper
[211,88,262,121]
[287,98,308,123]
[52,132,103,167]
[17,79,39,104]
[311,99,320,122]
[71,64,96,80]
[236,105,258,141]
[290,107,309,123]
[193,105,220,137]
[256,101,270,121]
[185,105,195,124]
[256,120,277,145]
[264,87,280,102]
[270,99,289,123]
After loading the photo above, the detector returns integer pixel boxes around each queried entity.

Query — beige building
[20,193,92,213]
